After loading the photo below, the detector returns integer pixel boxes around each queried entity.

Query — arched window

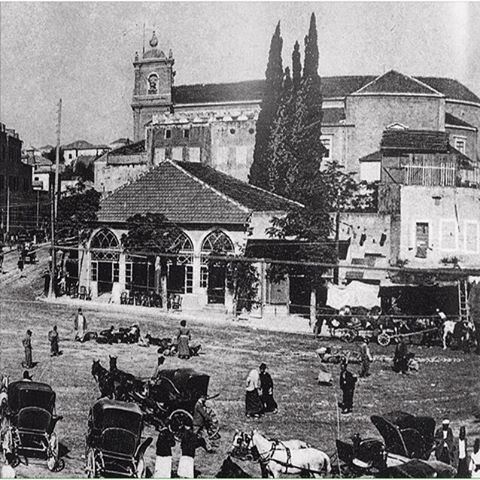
[91,228,120,261]
[171,231,194,266]
[201,230,234,253]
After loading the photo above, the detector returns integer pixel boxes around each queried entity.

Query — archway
[90,228,120,295]
[201,230,234,304]
[167,231,194,294]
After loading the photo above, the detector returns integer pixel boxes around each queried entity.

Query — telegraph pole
[48,99,62,298]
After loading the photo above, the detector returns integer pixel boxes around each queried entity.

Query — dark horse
[109,356,146,401]
[91,360,115,399]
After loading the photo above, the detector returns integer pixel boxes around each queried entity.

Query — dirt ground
[1,247,480,478]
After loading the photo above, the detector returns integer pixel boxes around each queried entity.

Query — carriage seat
[101,428,137,458]
[16,407,53,433]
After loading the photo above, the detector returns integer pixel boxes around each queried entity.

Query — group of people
[21,325,63,369]
[434,419,480,478]
[245,363,278,418]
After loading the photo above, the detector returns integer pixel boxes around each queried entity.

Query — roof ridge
[351,70,442,96]
[168,161,251,214]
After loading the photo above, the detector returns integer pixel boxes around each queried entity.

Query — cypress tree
[292,41,302,90]
[249,22,284,190]
[303,13,319,79]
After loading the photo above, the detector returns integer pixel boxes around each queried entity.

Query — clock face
[148,73,159,94]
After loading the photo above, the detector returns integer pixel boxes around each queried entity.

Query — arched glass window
[201,230,234,253]
[91,228,120,261]
[171,231,193,265]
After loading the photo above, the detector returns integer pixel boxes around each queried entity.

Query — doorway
[98,262,113,294]
[207,265,226,304]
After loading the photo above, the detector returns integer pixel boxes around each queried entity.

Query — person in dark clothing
[17,255,25,277]
[154,427,176,478]
[457,426,469,478]
[48,326,60,356]
[22,330,33,369]
[435,419,455,465]
[359,337,373,378]
[393,338,409,373]
[339,360,357,414]
[259,363,278,413]
[178,426,207,478]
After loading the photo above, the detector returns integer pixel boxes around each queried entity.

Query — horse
[91,360,115,399]
[248,430,330,478]
[230,431,310,461]
[109,356,146,400]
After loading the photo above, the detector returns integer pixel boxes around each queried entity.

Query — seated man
[193,395,216,452]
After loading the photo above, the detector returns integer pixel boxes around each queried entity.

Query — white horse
[249,430,331,478]
[230,430,310,460]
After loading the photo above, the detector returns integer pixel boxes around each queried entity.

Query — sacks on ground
[316,347,362,364]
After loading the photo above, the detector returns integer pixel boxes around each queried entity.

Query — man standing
[259,363,278,413]
[193,394,215,452]
[359,337,373,378]
[393,338,409,374]
[435,419,455,465]
[48,326,60,357]
[22,330,33,369]
[177,425,207,478]
[74,308,87,341]
[245,366,264,418]
[339,360,357,414]
[153,426,175,478]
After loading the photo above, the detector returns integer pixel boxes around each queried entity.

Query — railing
[403,164,480,188]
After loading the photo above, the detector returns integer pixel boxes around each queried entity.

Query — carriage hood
[371,411,435,459]
[7,381,55,413]
[90,398,144,436]
[156,368,210,398]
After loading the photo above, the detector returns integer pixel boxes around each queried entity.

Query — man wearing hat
[339,360,357,414]
[435,418,455,464]
[22,330,33,369]
[193,394,216,452]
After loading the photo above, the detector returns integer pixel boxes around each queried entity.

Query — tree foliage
[121,213,183,256]
[248,21,284,190]
[56,186,101,242]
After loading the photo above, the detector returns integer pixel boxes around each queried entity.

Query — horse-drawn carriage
[85,399,152,478]
[2,381,63,471]
[334,411,455,477]
[92,361,219,440]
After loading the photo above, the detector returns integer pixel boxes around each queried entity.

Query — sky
[1,1,480,148]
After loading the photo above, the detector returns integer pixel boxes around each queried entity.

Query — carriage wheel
[46,432,59,471]
[377,332,391,347]
[168,409,193,440]
[340,329,357,343]
[86,447,97,478]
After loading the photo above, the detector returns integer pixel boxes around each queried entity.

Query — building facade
[0,123,34,237]
[63,140,109,166]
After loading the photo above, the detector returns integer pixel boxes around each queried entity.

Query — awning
[327,280,380,310]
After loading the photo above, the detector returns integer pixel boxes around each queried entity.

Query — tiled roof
[322,108,346,124]
[110,138,131,144]
[63,140,109,150]
[172,74,480,104]
[359,150,382,163]
[445,113,476,129]
[109,140,145,156]
[354,71,441,95]
[98,160,296,225]
[381,130,449,153]
[417,77,480,104]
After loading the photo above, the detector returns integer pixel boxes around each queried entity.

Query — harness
[254,439,327,476]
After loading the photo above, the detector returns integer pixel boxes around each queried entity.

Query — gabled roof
[353,70,442,96]
[445,112,477,130]
[172,74,480,105]
[359,150,382,163]
[381,130,449,153]
[98,160,297,225]
[110,138,131,144]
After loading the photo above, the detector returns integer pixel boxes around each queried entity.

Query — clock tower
[131,31,175,142]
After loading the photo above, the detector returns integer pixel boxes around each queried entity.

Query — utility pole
[49,99,62,298]
[6,182,10,239]
[333,211,340,285]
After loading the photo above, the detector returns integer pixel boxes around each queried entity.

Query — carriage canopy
[156,369,210,399]
[7,381,55,413]
[90,399,144,437]
[371,411,435,460]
